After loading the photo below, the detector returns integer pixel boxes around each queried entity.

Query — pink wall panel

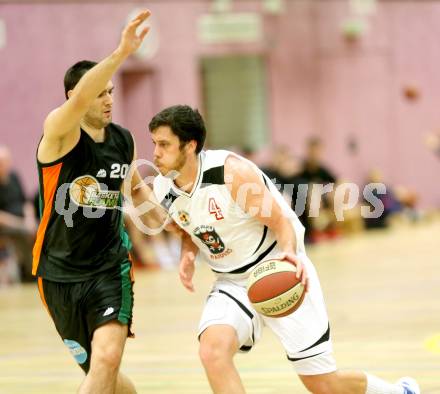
[389,3,440,205]
[0,1,439,207]
[1,3,137,196]
[266,0,317,157]
[311,1,440,205]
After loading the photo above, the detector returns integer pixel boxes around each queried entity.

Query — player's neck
[80,121,106,143]
[174,154,199,192]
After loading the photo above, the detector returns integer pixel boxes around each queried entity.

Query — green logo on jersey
[69,175,120,209]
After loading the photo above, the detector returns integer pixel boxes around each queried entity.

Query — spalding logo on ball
[247,259,305,318]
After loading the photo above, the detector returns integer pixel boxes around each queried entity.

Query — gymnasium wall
[0,0,439,206]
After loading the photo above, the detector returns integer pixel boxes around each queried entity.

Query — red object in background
[403,85,420,101]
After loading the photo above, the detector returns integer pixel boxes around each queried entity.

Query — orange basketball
[247,259,305,318]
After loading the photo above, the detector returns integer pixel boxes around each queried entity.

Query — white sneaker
[396,377,420,394]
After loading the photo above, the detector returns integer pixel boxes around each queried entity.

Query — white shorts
[198,252,337,376]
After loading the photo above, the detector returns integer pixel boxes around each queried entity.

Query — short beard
[161,147,188,177]
[173,151,187,172]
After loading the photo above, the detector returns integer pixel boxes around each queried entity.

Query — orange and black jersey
[33,123,134,282]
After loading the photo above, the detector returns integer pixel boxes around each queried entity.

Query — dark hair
[149,105,206,154]
[63,60,97,99]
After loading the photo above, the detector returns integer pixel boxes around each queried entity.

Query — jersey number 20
[110,163,129,179]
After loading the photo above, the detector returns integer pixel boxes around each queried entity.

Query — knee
[199,337,234,368]
[90,344,123,373]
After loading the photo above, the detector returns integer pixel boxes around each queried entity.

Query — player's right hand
[179,251,195,292]
[276,252,309,293]
[118,10,151,57]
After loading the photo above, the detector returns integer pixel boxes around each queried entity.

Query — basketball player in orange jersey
[33,10,166,394]
[149,105,420,394]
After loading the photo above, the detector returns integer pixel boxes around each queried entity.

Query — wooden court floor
[0,219,439,393]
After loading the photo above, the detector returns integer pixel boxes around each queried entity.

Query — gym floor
[1,218,439,393]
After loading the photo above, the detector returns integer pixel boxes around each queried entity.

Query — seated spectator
[260,145,292,188]
[298,137,339,242]
[0,146,36,284]
[299,137,336,186]
[124,211,180,271]
[332,179,365,236]
[362,169,413,229]
[259,146,309,224]
[394,186,420,221]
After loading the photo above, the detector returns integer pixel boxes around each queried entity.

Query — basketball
[247,259,305,318]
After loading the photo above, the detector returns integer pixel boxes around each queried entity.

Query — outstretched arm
[38,10,151,160]
[122,142,170,235]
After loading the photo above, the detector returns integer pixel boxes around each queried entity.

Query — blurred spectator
[299,137,336,190]
[260,145,291,187]
[333,179,365,236]
[362,169,419,229]
[33,190,41,223]
[298,137,339,242]
[260,146,308,222]
[363,169,401,229]
[125,211,181,270]
[0,146,35,284]
[425,132,440,158]
[394,186,420,221]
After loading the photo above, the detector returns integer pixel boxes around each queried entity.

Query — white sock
[365,373,404,394]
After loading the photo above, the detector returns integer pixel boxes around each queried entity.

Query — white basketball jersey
[153,150,306,274]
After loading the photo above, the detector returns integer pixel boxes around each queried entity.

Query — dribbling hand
[276,252,309,292]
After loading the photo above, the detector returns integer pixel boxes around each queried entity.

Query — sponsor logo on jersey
[208,247,233,260]
[193,225,225,253]
[69,175,120,209]
[178,210,191,226]
[193,225,232,258]
[96,169,107,178]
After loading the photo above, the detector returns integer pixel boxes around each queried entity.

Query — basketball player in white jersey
[148,105,419,394]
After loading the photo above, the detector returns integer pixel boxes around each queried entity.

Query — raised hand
[117,10,151,57]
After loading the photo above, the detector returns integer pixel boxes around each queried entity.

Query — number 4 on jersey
[209,198,224,220]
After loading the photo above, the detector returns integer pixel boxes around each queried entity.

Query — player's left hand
[179,251,196,292]
[118,10,151,57]
[276,252,309,292]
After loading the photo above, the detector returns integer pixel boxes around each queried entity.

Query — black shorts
[37,260,134,373]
